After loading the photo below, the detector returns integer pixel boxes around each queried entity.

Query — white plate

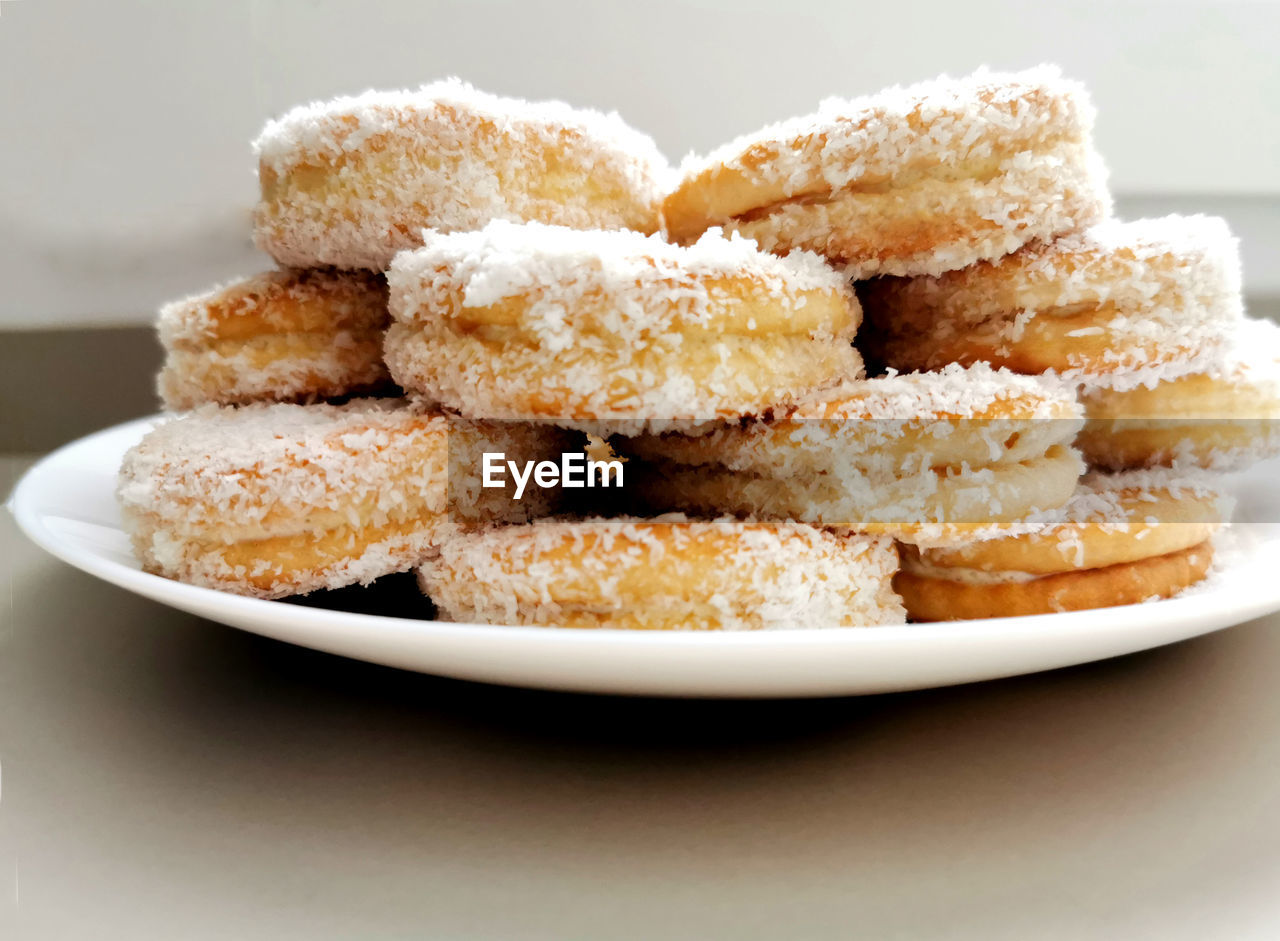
[10,417,1280,698]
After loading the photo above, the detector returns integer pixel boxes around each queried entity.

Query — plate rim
[10,416,1280,695]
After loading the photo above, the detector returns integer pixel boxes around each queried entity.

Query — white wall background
[2,0,1278,328]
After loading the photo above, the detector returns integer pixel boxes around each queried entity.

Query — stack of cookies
[118,69,1278,627]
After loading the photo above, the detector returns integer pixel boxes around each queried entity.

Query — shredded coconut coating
[1081,315,1280,392]
[253,79,671,270]
[1077,319,1280,471]
[1055,468,1230,527]
[420,516,905,630]
[634,446,1084,547]
[390,219,851,314]
[863,215,1245,391]
[385,221,863,427]
[678,65,1095,194]
[124,68,1263,623]
[794,363,1081,421]
[157,269,388,345]
[621,363,1082,479]
[664,65,1110,277]
[118,399,452,598]
[157,338,391,413]
[156,269,391,409]
[911,467,1232,566]
[618,364,1085,546]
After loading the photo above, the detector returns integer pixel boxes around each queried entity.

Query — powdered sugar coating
[420,516,905,630]
[254,79,670,270]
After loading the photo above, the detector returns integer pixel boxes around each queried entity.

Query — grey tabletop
[4,452,1280,940]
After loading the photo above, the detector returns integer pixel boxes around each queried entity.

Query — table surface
[4,451,1280,941]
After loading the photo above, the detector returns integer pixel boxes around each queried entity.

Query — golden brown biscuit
[897,544,1213,621]
[895,470,1229,620]
[664,66,1109,278]
[1078,318,1280,470]
[384,220,864,432]
[861,215,1243,391]
[118,400,450,598]
[621,364,1085,547]
[254,80,668,270]
[419,517,905,630]
[157,269,391,410]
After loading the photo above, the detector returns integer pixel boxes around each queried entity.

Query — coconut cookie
[1077,317,1280,470]
[621,364,1085,546]
[383,220,864,432]
[895,470,1229,620]
[117,400,451,598]
[861,215,1244,391]
[156,268,391,410]
[419,516,905,630]
[664,66,1109,278]
[253,79,668,270]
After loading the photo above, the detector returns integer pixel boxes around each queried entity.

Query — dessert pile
[118,69,1279,627]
